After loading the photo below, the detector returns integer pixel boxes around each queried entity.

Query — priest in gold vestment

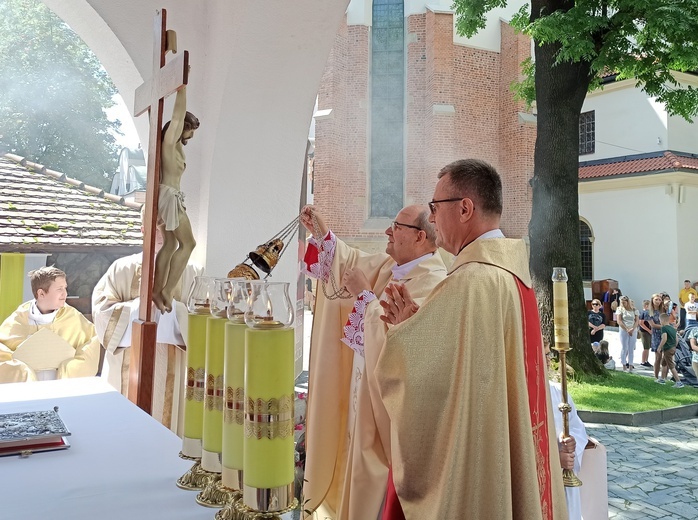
[300,205,446,520]
[0,267,99,383]
[92,228,202,434]
[378,159,568,519]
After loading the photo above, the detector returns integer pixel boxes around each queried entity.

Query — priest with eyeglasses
[300,203,446,520]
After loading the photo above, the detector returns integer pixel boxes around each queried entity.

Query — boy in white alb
[0,267,99,383]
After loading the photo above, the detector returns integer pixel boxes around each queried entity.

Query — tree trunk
[529,41,605,376]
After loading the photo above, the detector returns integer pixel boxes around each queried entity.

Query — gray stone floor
[586,418,698,519]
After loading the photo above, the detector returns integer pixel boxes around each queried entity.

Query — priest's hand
[380,283,419,325]
[300,205,328,237]
[343,268,371,297]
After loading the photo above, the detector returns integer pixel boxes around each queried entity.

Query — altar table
[0,377,212,519]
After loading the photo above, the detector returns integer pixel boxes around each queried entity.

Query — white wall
[668,113,698,154]
[579,181,678,304]
[676,183,698,290]
[581,84,668,162]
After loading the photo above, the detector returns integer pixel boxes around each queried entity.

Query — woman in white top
[616,296,640,371]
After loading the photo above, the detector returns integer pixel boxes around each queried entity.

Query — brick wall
[313,18,374,240]
[314,12,536,245]
[497,21,535,238]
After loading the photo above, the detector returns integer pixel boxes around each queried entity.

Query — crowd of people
[588,281,698,389]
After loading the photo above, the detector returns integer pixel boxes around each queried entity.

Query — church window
[579,110,595,155]
[370,0,405,218]
[580,220,593,282]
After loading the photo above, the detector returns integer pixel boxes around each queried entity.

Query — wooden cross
[129,8,189,413]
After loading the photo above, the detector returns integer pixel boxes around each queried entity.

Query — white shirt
[28,300,58,325]
[391,252,434,281]
[476,228,505,240]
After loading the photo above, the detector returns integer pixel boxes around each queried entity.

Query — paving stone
[664,501,698,519]
[637,481,657,492]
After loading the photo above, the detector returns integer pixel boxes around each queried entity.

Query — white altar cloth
[0,377,211,519]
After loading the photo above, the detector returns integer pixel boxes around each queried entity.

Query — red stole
[515,277,554,520]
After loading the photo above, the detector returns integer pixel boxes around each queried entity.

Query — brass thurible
[228,218,300,281]
[551,267,582,488]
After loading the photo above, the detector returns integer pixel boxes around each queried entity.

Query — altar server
[0,267,99,383]
[92,221,201,434]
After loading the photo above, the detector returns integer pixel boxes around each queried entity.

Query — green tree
[0,0,121,189]
[453,0,698,375]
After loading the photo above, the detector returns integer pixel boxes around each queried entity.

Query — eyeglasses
[428,197,463,214]
[391,221,422,232]
[591,303,601,307]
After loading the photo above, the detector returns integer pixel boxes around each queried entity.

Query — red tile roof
[579,151,698,180]
[0,154,143,252]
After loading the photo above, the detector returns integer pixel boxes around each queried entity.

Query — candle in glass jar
[222,321,246,489]
[243,327,295,494]
[201,316,226,472]
[182,313,208,457]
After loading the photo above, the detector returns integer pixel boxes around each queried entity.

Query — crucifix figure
[152,87,199,314]
[129,8,190,412]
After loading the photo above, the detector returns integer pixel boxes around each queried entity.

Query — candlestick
[196,316,232,507]
[176,313,210,491]
[242,327,296,513]
[551,267,582,488]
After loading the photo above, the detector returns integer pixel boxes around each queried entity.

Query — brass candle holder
[551,267,582,488]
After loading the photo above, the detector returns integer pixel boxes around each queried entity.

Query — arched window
[370,0,404,218]
[579,220,593,282]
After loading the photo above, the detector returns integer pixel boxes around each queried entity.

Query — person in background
[684,292,698,330]
[638,299,653,367]
[588,298,606,345]
[656,313,684,388]
[685,326,698,379]
[596,340,615,370]
[92,213,202,434]
[615,296,639,372]
[649,294,667,379]
[604,288,622,325]
[678,280,697,331]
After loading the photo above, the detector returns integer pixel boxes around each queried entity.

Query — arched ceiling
[41,0,350,282]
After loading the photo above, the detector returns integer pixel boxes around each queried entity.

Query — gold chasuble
[304,236,446,520]
[375,238,568,520]
[0,302,99,383]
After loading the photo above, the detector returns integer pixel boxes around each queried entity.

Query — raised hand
[300,205,328,237]
[380,283,419,326]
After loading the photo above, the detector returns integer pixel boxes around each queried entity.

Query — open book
[0,409,71,457]
[12,328,75,371]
